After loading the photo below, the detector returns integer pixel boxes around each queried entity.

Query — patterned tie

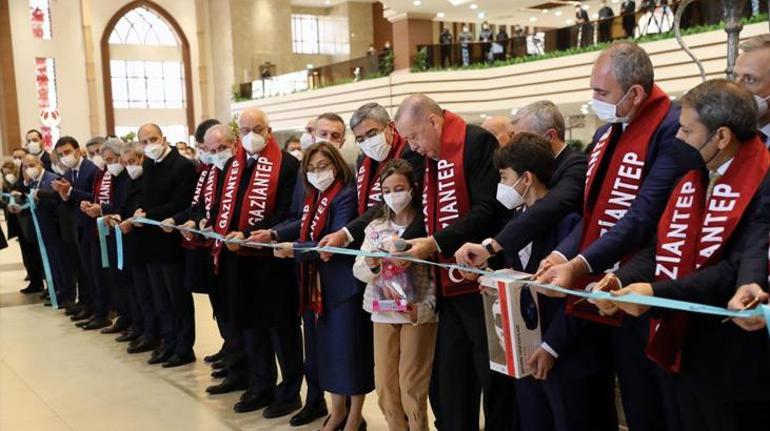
[705,170,721,202]
[246,157,257,169]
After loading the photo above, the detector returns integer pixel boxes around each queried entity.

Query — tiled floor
[0,228,395,431]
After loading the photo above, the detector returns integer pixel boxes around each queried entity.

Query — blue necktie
[72,169,79,183]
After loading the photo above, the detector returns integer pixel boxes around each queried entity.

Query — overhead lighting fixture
[437,12,445,18]
[469,3,478,10]
[591,13,599,19]
[566,19,574,25]
[529,17,537,22]
[480,113,488,118]
[477,11,485,18]
[324,0,330,4]
[554,10,562,16]
[413,0,422,6]
[306,64,314,69]
[541,9,548,14]
[510,108,519,115]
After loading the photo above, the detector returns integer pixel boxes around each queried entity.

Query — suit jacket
[120,176,145,267]
[495,145,586,255]
[21,172,62,242]
[138,147,197,263]
[64,157,99,238]
[100,171,131,216]
[40,151,52,172]
[556,103,704,273]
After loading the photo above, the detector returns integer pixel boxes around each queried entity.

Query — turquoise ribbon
[96,217,110,268]
[25,195,58,309]
[129,216,770,332]
[114,226,124,270]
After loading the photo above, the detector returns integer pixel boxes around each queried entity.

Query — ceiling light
[591,13,599,19]
[306,64,314,69]
[529,17,537,22]
[324,0,330,4]
[480,113,488,118]
[477,12,485,18]
[583,4,590,9]
[554,10,562,16]
[510,108,519,115]
[469,3,478,10]
[541,9,548,14]
[413,0,422,6]
[566,19,574,25]
[437,12,445,18]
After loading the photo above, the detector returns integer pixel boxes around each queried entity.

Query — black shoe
[71,309,93,321]
[147,349,173,365]
[319,413,346,431]
[290,401,329,426]
[127,337,158,354]
[76,318,95,328]
[203,349,224,364]
[64,303,81,316]
[115,327,142,343]
[345,418,366,431]
[162,353,196,368]
[206,377,248,395]
[263,397,302,419]
[211,359,226,369]
[211,368,229,379]
[43,300,52,307]
[82,318,112,330]
[20,285,44,294]
[100,318,130,334]
[233,391,274,413]
[38,291,49,299]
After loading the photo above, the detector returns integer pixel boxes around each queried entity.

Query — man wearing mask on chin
[24,129,52,172]
[536,41,703,431]
[205,108,304,418]
[131,123,198,368]
[734,34,770,146]
[394,94,502,431]
[50,136,100,320]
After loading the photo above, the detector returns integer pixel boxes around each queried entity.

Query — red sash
[567,85,672,325]
[356,131,407,215]
[648,136,769,372]
[423,110,475,297]
[211,138,283,270]
[299,180,345,317]
[182,164,220,250]
[95,172,113,206]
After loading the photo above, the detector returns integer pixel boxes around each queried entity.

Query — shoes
[206,377,248,395]
[127,337,158,354]
[76,318,94,328]
[263,397,302,419]
[43,300,52,307]
[211,359,226,370]
[70,309,93,321]
[64,303,81,316]
[38,291,48,299]
[100,317,130,334]
[115,327,142,343]
[82,318,112,330]
[320,413,347,431]
[147,349,173,365]
[20,284,44,294]
[211,368,229,379]
[233,391,274,413]
[290,401,329,426]
[204,349,223,364]
[162,352,196,368]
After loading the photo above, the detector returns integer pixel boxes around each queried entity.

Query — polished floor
[0,229,395,431]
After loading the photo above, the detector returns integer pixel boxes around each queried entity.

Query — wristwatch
[481,238,497,257]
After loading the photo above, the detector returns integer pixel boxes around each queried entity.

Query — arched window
[101,1,193,142]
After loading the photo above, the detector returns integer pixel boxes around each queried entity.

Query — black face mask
[696,131,719,166]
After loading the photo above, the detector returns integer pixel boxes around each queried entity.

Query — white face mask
[241,132,266,154]
[591,90,631,123]
[26,141,42,155]
[359,132,391,162]
[198,152,213,165]
[290,149,303,161]
[25,167,41,181]
[300,132,315,150]
[4,173,17,184]
[91,154,106,170]
[307,169,335,192]
[144,143,164,160]
[496,176,528,209]
[754,94,769,118]
[213,149,232,170]
[12,159,22,168]
[61,153,78,169]
[383,189,412,215]
[107,162,124,177]
[126,164,143,179]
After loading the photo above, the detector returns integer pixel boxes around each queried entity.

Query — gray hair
[100,138,124,158]
[681,79,757,142]
[86,136,106,148]
[121,141,144,157]
[602,41,654,94]
[204,124,235,143]
[740,34,770,52]
[512,101,566,141]
[394,94,443,123]
[350,102,391,130]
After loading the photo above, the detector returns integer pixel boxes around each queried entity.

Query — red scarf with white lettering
[423,110,474,297]
[211,138,283,270]
[356,131,407,215]
[648,136,769,372]
[182,164,220,250]
[95,171,113,205]
[567,85,671,325]
[299,179,345,317]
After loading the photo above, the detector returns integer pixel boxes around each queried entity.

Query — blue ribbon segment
[96,217,110,268]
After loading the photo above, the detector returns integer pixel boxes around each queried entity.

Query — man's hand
[534,252,568,279]
[728,283,769,332]
[52,178,71,200]
[224,231,245,252]
[536,256,589,296]
[584,273,622,314]
[198,218,209,230]
[607,282,653,317]
[179,220,196,241]
[132,208,146,227]
[526,347,556,380]
[118,219,133,234]
[402,304,418,323]
[273,242,294,259]
[7,204,21,214]
[455,241,494,268]
[105,214,122,228]
[247,229,273,249]
[318,230,348,262]
[83,203,102,218]
[404,237,438,260]
[160,218,176,233]
[79,201,91,212]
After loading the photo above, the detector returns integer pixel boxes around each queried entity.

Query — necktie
[246,157,257,169]
[705,170,721,202]
[72,169,78,183]
[759,130,768,148]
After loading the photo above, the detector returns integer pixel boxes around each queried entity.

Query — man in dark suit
[621,1,637,38]
[598,1,615,43]
[24,129,52,172]
[50,136,100,320]
[537,41,703,431]
[394,94,502,430]
[131,123,198,367]
[601,79,770,431]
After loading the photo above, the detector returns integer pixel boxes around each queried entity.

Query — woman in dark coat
[274,142,373,431]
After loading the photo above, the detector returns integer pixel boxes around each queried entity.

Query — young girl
[352,159,437,431]
[274,142,374,431]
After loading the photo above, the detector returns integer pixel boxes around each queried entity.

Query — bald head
[395,94,445,159]
[482,116,516,147]
[395,94,443,124]
[137,123,165,147]
[238,108,270,137]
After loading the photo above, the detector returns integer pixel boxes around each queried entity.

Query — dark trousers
[76,232,97,309]
[146,262,195,356]
[243,321,304,403]
[18,231,44,289]
[434,294,515,431]
[219,318,247,380]
[131,265,157,339]
[45,235,74,303]
[515,369,596,431]
[301,309,324,407]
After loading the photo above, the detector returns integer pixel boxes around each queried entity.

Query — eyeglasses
[240,126,266,135]
[354,128,385,144]
[305,161,332,173]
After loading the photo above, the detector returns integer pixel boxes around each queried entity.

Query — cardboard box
[480,269,542,378]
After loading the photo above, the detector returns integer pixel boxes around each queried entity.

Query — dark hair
[86,136,105,148]
[316,112,346,129]
[54,136,80,150]
[195,119,220,144]
[25,129,43,140]
[494,133,555,185]
[377,158,420,220]
[300,142,352,195]
[283,135,300,150]
[681,79,758,142]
